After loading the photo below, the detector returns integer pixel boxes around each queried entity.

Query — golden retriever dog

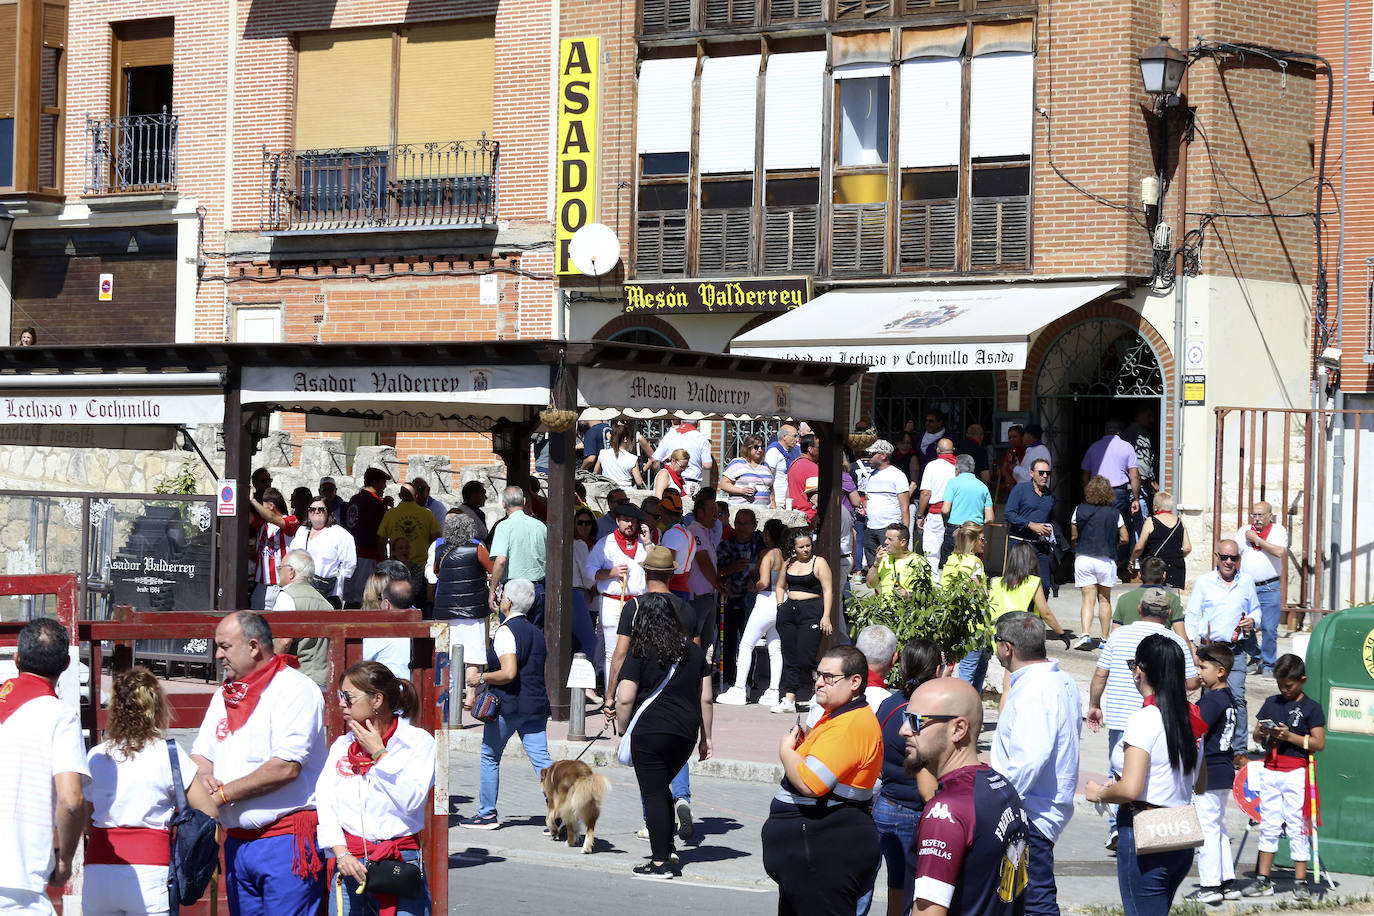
[540,759,609,854]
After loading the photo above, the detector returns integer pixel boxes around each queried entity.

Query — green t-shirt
[489,509,548,581]
[377,501,440,565]
[1113,586,1185,627]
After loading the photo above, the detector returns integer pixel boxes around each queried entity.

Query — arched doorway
[605,325,677,348]
[1032,318,1167,519]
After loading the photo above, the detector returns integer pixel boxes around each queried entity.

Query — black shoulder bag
[166,739,222,907]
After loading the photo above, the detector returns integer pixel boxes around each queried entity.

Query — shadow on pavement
[449,848,506,869]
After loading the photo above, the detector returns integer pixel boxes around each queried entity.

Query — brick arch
[590,313,690,349]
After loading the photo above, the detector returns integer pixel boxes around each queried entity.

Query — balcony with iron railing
[85,109,179,196]
[260,137,499,233]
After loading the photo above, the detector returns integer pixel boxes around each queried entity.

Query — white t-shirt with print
[865,465,909,527]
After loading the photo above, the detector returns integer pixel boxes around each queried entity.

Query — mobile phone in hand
[1258,718,1278,730]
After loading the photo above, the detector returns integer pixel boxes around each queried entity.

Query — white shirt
[573,539,592,590]
[315,721,436,849]
[0,693,90,893]
[290,525,357,599]
[865,465,909,526]
[993,660,1081,842]
[1097,622,1197,730]
[190,665,326,830]
[583,533,647,597]
[764,444,790,505]
[653,426,713,482]
[1235,524,1285,583]
[661,524,694,578]
[597,447,639,487]
[918,458,957,508]
[1183,570,1263,644]
[687,519,721,596]
[88,738,198,829]
[363,639,411,681]
[1014,443,1052,484]
[425,538,441,585]
[1110,704,1201,808]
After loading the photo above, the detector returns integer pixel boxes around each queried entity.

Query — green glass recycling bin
[1300,606,1374,876]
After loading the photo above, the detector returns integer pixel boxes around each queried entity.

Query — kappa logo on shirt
[927,801,957,823]
[215,717,229,741]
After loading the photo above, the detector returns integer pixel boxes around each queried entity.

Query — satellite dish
[568,223,621,276]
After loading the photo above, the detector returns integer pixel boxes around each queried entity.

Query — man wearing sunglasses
[1185,540,1262,756]
[902,677,1029,916]
[763,646,883,916]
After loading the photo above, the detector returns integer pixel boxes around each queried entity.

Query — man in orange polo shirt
[763,645,883,915]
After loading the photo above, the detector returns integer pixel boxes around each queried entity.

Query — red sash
[0,672,57,724]
[220,655,299,734]
[341,832,422,916]
[226,809,323,879]
[87,826,172,866]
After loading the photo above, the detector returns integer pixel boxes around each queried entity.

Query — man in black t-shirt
[904,677,1030,916]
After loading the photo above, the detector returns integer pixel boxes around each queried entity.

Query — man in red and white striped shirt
[250,488,300,610]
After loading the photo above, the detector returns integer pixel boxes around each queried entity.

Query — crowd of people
[0,408,1324,916]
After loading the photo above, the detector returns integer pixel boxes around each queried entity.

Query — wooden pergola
[0,339,864,717]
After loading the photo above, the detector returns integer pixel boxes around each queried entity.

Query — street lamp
[1138,37,1189,101]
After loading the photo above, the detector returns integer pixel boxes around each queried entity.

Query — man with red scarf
[1234,501,1287,676]
[915,438,957,580]
[191,611,326,916]
[0,618,87,915]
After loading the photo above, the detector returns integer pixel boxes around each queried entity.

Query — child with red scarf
[316,661,435,916]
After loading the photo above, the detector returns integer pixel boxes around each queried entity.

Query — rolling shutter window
[397,20,494,145]
[295,29,392,150]
[899,58,961,168]
[763,51,824,170]
[42,3,63,48]
[0,4,16,119]
[636,57,696,154]
[969,52,1033,159]
[699,54,759,174]
[113,18,172,69]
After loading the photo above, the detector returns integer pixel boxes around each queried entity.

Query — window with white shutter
[969,50,1031,269]
[635,57,696,278]
[898,57,961,272]
[761,51,824,275]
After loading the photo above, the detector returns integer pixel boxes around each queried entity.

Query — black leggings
[631,729,697,862]
[776,596,824,698]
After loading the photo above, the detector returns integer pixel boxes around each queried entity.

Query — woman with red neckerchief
[316,661,435,916]
[653,449,691,499]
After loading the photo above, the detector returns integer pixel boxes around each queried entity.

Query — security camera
[1319,347,1342,370]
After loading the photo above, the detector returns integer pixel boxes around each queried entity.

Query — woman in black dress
[1128,488,1192,588]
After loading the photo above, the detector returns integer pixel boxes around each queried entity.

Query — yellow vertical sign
[557,37,598,275]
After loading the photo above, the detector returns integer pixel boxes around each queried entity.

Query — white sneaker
[716,687,748,706]
[757,689,780,707]
[1072,634,1094,651]
[771,699,796,714]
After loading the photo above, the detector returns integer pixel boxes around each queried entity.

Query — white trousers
[0,890,54,916]
[1195,787,1235,886]
[922,514,945,581]
[731,592,782,693]
[598,593,631,687]
[83,864,171,916]
[1258,765,1309,860]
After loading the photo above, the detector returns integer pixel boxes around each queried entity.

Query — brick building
[0,0,557,475]
[558,0,1319,537]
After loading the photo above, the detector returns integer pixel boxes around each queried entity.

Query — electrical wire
[1036,108,1151,235]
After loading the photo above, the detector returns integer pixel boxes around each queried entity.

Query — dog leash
[573,720,614,762]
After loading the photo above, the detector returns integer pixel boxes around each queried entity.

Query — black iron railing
[85,110,178,194]
[260,137,499,231]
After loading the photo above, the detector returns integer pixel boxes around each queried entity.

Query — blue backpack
[166,740,222,907]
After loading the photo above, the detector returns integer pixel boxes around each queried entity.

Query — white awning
[578,366,835,421]
[729,280,1123,372]
[0,372,225,426]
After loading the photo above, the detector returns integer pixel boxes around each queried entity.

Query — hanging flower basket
[847,432,877,452]
[540,408,578,433]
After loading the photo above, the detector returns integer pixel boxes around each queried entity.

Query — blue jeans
[1116,818,1194,916]
[956,648,991,694]
[225,833,325,916]
[1226,658,1249,753]
[1113,486,1136,571]
[328,847,430,916]
[1025,823,1059,915]
[873,794,920,913]
[853,516,867,570]
[1250,579,1281,671]
[479,710,553,817]
[529,580,547,629]
[1107,728,1124,833]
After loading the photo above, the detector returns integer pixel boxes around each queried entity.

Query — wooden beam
[218,366,251,611]
[813,382,851,644]
[12,0,41,190]
[543,361,579,721]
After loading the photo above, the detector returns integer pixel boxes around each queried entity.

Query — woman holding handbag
[1085,634,1207,916]
[85,666,216,916]
[316,660,436,916]
[615,593,714,877]
[1128,489,1192,588]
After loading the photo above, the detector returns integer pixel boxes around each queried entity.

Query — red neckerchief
[866,670,887,691]
[666,466,685,489]
[0,672,57,724]
[675,423,697,433]
[345,716,399,775]
[938,454,957,466]
[614,527,638,557]
[1253,523,1274,542]
[221,654,298,733]
[1143,695,1207,740]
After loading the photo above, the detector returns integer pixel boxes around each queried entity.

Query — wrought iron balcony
[260,137,499,232]
[85,110,179,195]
